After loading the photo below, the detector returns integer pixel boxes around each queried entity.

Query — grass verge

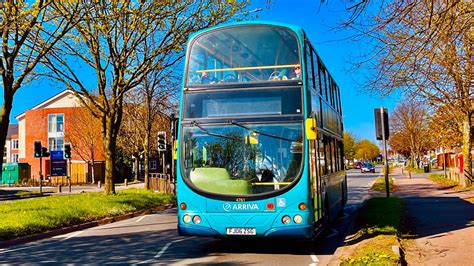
[428,174,458,189]
[371,177,394,193]
[0,188,175,241]
[341,197,405,265]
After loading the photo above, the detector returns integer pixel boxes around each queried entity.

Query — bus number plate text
[226,228,256,236]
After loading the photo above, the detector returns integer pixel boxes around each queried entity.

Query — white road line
[135,215,147,223]
[135,237,195,265]
[60,230,83,241]
[325,228,338,238]
[309,252,319,266]
[0,244,41,255]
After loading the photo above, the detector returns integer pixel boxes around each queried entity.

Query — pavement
[392,168,474,265]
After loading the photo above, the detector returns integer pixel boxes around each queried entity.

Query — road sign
[50,150,64,160]
[51,159,67,176]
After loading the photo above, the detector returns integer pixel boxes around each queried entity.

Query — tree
[428,104,463,149]
[343,131,357,162]
[0,1,82,177]
[45,1,250,194]
[389,101,434,168]
[64,104,104,184]
[354,139,379,161]
[344,1,473,185]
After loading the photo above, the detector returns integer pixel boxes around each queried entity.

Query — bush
[371,177,394,192]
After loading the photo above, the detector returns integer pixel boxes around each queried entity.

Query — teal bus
[176,21,347,238]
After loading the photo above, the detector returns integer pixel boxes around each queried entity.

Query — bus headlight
[193,215,202,224]
[282,215,291,224]
[183,214,191,224]
[293,215,303,224]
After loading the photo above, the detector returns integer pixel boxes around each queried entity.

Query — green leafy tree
[355,139,380,161]
[45,1,250,194]
[343,131,357,162]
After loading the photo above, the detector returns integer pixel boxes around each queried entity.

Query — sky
[3,0,400,143]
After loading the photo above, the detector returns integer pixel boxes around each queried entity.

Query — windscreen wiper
[229,120,297,142]
[192,121,241,141]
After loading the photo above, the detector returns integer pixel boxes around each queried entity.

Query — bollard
[98,181,101,188]
[57,185,62,193]
[125,179,128,187]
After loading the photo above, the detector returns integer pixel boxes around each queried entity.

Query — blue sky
[4,0,399,142]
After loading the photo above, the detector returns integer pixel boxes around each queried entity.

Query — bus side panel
[324,171,346,222]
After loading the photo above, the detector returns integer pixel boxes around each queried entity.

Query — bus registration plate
[226,228,256,235]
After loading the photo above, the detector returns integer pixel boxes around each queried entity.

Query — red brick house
[16,90,105,184]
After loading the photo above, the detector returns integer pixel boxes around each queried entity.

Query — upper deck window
[187,25,301,86]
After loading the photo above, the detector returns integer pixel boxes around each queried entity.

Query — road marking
[309,252,319,265]
[325,228,338,238]
[135,237,195,264]
[60,230,83,241]
[136,215,148,223]
[0,244,43,255]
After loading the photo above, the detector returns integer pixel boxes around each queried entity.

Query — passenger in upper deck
[291,65,301,79]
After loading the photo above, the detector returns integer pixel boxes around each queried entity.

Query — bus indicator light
[180,203,187,210]
[298,203,306,211]
[266,202,275,210]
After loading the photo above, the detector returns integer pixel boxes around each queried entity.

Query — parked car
[354,161,364,169]
[361,163,376,173]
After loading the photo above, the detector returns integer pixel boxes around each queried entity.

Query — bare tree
[0,1,83,177]
[45,1,251,194]
[389,101,434,168]
[64,104,103,183]
[344,0,472,185]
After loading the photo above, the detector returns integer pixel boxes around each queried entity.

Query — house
[3,124,19,164]
[15,90,105,184]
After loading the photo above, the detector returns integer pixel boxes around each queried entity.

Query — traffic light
[41,147,50,157]
[34,141,42,158]
[64,144,71,159]
[157,131,167,152]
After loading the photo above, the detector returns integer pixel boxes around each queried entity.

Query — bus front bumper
[178,224,314,238]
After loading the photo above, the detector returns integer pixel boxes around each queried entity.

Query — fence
[149,173,175,194]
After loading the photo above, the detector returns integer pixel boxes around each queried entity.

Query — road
[0,168,378,265]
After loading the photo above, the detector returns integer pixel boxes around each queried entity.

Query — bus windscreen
[187,26,301,85]
[181,123,303,196]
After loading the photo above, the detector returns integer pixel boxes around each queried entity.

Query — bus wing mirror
[245,132,259,145]
[305,118,317,140]
[173,140,178,160]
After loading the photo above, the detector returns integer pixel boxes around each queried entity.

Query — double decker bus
[176,21,346,238]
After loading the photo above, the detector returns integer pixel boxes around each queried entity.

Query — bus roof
[187,20,305,43]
